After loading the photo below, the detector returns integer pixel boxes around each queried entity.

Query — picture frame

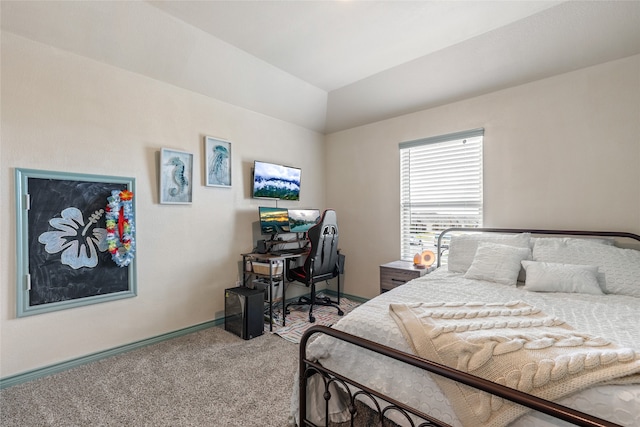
[160,148,194,204]
[14,168,137,317]
[204,136,232,188]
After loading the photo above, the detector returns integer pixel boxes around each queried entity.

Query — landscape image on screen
[288,209,320,233]
[253,161,301,200]
[259,207,290,235]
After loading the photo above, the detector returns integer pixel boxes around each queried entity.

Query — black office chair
[285,209,344,323]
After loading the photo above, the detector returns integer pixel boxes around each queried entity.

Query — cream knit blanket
[389,301,640,427]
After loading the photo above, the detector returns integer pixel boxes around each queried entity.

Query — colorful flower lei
[105,189,135,267]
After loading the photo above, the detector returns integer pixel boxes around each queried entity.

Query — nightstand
[379,260,433,294]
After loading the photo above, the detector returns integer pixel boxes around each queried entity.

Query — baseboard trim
[324,289,369,304]
[0,318,223,390]
[1,290,367,390]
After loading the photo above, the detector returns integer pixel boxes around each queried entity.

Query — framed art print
[160,148,194,204]
[204,136,231,188]
[14,168,137,317]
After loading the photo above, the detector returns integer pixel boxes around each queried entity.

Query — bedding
[520,261,603,294]
[296,267,640,427]
[447,232,531,273]
[389,301,640,427]
[532,238,640,297]
[463,242,531,285]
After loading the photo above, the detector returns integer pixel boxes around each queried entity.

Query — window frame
[399,128,484,262]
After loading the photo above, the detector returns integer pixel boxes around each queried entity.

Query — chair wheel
[338,310,344,316]
[309,316,316,323]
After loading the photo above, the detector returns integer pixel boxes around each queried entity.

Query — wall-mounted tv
[252,160,301,201]
[258,207,290,235]
[288,209,321,233]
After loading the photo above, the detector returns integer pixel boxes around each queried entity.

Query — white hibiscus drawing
[38,207,107,269]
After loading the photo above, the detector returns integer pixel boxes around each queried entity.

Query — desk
[241,252,307,331]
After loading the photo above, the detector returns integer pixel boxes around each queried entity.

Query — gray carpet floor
[0,326,298,427]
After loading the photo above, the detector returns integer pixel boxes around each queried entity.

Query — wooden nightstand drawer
[380,260,432,293]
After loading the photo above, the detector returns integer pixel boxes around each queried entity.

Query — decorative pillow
[529,237,615,249]
[533,238,640,297]
[447,233,531,273]
[464,242,532,286]
[521,261,603,295]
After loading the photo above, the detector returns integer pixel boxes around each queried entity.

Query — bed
[293,228,640,427]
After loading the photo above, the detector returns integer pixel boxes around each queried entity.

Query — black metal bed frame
[299,326,622,427]
[299,228,640,427]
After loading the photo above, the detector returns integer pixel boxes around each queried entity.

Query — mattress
[300,268,640,426]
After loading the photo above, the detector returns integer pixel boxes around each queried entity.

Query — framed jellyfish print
[159,148,194,204]
[204,136,231,188]
[14,168,137,317]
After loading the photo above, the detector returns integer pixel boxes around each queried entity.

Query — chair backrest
[305,209,339,280]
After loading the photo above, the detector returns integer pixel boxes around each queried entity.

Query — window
[399,129,483,261]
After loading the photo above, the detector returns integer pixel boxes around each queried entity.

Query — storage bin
[252,279,283,302]
[252,261,283,276]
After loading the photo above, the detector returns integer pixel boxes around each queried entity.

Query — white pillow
[521,261,603,295]
[447,233,531,273]
[533,238,640,296]
[529,237,615,249]
[464,242,532,286]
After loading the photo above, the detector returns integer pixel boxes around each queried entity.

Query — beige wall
[2,30,639,379]
[327,54,640,299]
[0,33,325,377]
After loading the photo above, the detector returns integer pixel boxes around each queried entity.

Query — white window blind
[399,129,483,261]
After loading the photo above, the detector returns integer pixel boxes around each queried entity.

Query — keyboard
[287,247,309,254]
[268,250,288,256]
[270,248,308,256]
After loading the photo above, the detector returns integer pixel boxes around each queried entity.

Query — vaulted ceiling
[2,1,639,133]
[150,1,561,92]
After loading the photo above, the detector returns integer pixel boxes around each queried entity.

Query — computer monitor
[258,207,290,235]
[288,209,321,233]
